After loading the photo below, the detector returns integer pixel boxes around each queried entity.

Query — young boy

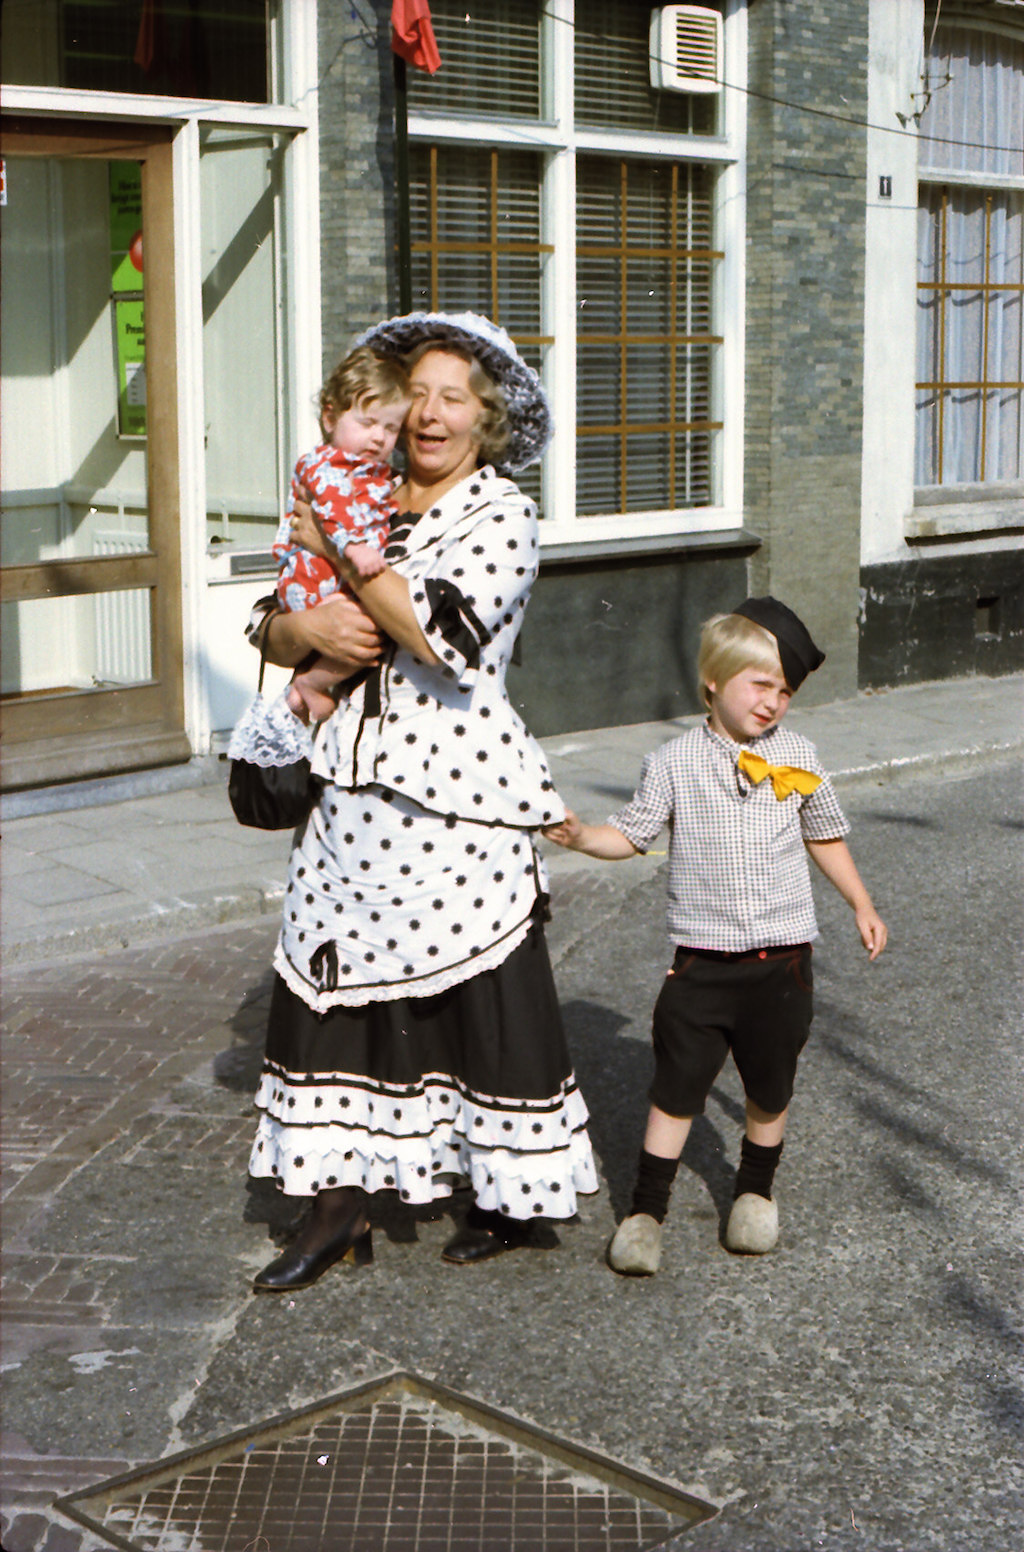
[273,347,411,723]
[544,597,887,1273]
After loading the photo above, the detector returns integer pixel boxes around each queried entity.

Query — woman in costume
[246,312,597,1289]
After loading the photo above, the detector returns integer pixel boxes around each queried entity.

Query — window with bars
[409,143,550,502]
[405,0,733,528]
[915,25,1024,487]
[576,158,720,513]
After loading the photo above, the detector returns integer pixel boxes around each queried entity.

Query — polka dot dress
[248,467,598,1221]
[275,783,548,1008]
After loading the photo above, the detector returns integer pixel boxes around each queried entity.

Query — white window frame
[407,0,748,551]
[1,0,322,746]
[911,9,1024,532]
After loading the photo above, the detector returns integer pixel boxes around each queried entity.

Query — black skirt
[249,916,598,1219]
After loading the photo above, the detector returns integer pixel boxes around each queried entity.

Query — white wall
[861,0,923,566]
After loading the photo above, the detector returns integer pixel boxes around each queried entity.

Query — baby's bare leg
[286,654,351,724]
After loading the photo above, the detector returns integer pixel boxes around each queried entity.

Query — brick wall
[744,0,870,700]
[317,0,398,372]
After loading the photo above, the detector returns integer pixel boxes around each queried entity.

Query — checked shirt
[607,722,849,952]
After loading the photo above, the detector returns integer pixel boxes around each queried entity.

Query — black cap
[732,596,826,690]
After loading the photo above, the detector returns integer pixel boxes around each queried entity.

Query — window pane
[918,25,1024,178]
[577,157,722,513]
[406,0,542,120]
[575,0,719,135]
[201,128,289,549]
[916,187,1024,485]
[408,143,548,501]
[1,0,273,102]
[2,591,153,697]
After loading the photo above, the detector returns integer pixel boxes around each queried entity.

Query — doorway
[1,119,188,790]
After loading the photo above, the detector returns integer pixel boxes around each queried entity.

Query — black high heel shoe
[252,1216,372,1293]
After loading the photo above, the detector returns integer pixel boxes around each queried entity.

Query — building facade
[1,0,1021,790]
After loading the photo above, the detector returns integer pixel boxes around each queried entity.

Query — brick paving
[0,879,607,1549]
[1,918,282,1549]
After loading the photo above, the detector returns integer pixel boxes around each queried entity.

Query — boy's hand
[343,541,387,581]
[542,813,639,861]
[543,810,583,849]
[856,904,888,961]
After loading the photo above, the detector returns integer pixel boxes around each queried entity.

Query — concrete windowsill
[906,502,1017,546]
[906,492,1024,541]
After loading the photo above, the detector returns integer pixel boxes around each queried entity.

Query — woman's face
[404,349,485,488]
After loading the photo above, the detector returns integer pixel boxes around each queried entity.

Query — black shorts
[649,944,813,1118]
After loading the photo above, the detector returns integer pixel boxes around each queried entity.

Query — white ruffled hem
[248,1070,599,1219]
[273,912,533,1010]
[227,692,314,767]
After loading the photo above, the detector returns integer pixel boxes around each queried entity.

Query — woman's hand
[291,490,437,666]
[263,592,384,670]
[289,492,330,559]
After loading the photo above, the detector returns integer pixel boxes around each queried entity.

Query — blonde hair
[319,346,411,434]
[697,613,784,708]
[403,341,511,464]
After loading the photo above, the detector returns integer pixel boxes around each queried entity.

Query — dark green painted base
[860,551,1024,689]
[507,548,751,736]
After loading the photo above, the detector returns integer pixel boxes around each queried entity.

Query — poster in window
[109,162,146,436]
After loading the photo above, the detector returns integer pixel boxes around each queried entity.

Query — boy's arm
[805,838,888,960]
[543,810,639,861]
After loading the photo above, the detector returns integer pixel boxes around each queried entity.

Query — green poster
[115,297,147,438]
[109,163,146,436]
[110,162,144,293]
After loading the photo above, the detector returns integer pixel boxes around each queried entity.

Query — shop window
[1,0,274,103]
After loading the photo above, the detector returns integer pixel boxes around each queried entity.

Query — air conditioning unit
[650,5,723,94]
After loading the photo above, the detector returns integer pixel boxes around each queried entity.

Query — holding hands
[543,810,639,861]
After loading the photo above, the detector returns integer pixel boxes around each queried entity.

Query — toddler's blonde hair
[697,613,785,708]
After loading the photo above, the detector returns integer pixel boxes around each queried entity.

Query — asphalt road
[2,755,1021,1552]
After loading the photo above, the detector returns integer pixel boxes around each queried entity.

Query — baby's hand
[542,810,583,850]
[856,905,888,961]
[344,541,387,580]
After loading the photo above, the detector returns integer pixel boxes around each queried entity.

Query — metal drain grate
[57,1370,716,1551]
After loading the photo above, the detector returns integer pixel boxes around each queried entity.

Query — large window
[916,23,1024,488]
[406,0,742,536]
[1,0,274,102]
[575,157,719,513]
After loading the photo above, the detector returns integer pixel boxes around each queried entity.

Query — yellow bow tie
[737,748,822,800]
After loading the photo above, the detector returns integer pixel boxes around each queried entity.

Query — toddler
[273,346,411,722]
[544,597,887,1273]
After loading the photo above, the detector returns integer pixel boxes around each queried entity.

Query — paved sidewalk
[2,674,1021,968]
[2,750,1021,1552]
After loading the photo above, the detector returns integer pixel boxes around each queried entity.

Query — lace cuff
[227,692,314,767]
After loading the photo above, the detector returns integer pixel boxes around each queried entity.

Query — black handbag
[226,650,319,830]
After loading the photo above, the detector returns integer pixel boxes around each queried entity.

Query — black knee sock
[734,1136,783,1201]
[630,1150,680,1223]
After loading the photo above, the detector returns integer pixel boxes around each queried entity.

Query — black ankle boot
[441,1206,532,1265]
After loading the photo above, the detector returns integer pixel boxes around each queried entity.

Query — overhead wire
[533,4,1023,161]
